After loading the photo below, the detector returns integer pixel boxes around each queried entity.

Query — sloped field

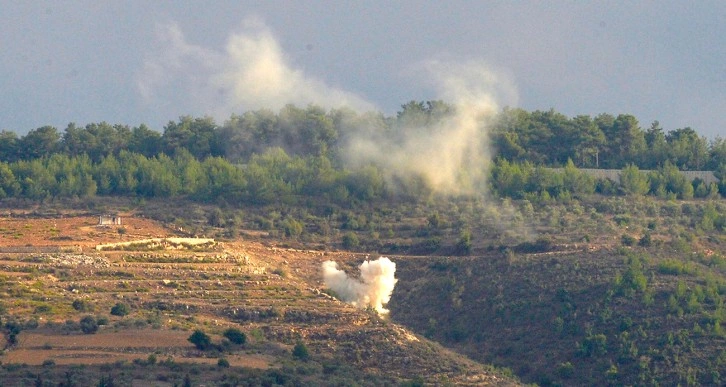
[0,214,516,385]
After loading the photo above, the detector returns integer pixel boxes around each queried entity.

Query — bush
[341,232,359,250]
[556,362,574,379]
[282,217,303,238]
[580,333,607,356]
[188,329,212,350]
[110,302,130,316]
[621,234,636,246]
[638,232,652,247]
[455,229,472,255]
[292,341,310,361]
[217,358,230,368]
[223,328,246,345]
[34,304,52,314]
[72,299,92,312]
[79,315,98,334]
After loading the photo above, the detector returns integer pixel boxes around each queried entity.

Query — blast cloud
[138,18,518,195]
[344,60,517,195]
[137,17,374,121]
[322,257,397,315]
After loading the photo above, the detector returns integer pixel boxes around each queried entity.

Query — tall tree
[0,130,19,162]
[643,121,668,168]
[571,115,605,168]
[19,126,60,160]
[665,127,708,170]
[128,124,162,157]
[708,137,726,170]
[600,114,645,168]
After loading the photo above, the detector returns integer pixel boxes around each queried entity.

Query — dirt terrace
[0,214,515,385]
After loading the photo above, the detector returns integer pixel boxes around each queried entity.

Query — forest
[0,102,724,205]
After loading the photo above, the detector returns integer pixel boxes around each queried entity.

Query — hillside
[386,196,726,385]
[0,193,724,385]
[0,206,517,386]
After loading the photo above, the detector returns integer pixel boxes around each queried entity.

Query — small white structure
[98,215,122,226]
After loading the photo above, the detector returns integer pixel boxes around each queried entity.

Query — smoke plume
[343,60,517,195]
[139,19,519,195]
[322,257,397,315]
[137,17,374,121]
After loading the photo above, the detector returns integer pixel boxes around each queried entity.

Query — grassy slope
[2,195,724,385]
[131,194,726,385]
[387,197,726,385]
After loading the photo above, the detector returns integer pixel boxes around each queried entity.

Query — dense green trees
[4,104,723,174]
[0,145,393,205]
[0,103,723,204]
[491,109,721,171]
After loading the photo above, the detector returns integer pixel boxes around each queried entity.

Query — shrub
[217,358,230,368]
[223,328,246,345]
[292,341,310,360]
[34,304,52,314]
[98,375,115,387]
[341,232,359,250]
[557,362,574,379]
[79,315,99,334]
[580,333,607,356]
[72,299,92,312]
[455,229,472,255]
[188,329,212,350]
[638,232,652,247]
[5,320,23,346]
[282,217,303,238]
[621,234,636,246]
[110,302,130,316]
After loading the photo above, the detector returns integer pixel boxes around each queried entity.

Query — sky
[1,1,724,138]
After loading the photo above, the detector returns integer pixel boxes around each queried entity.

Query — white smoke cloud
[138,19,520,196]
[322,257,397,315]
[343,60,518,195]
[137,17,374,121]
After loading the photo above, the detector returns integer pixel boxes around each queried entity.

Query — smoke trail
[344,60,518,195]
[322,257,397,315]
[137,17,374,121]
[138,19,520,196]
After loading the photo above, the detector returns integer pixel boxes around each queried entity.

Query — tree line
[492,108,726,170]
[490,159,723,202]
[0,149,387,205]
[0,102,724,203]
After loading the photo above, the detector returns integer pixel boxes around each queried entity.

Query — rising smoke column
[139,19,519,196]
[137,17,374,122]
[344,60,517,195]
[321,257,397,315]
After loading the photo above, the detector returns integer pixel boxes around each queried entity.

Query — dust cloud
[343,60,517,195]
[139,18,518,196]
[137,17,374,120]
[322,257,397,315]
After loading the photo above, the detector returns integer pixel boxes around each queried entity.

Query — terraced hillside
[0,211,516,386]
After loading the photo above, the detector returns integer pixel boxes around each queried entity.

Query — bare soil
[0,213,514,385]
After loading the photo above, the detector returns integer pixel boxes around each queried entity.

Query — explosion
[321,257,397,315]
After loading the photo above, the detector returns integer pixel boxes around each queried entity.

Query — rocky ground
[0,212,517,385]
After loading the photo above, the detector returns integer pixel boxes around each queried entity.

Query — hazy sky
[1,1,724,138]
